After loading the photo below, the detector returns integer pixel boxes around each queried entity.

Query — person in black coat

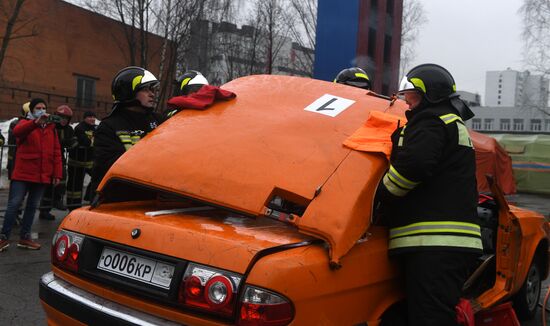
[377,64,481,326]
[90,66,162,198]
[66,111,97,209]
[39,105,77,220]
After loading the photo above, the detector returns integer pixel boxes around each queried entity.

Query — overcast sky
[410,0,524,102]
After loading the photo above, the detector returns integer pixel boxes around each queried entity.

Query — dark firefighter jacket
[55,123,77,176]
[378,99,483,256]
[69,121,97,169]
[91,108,161,192]
[56,123,77,152]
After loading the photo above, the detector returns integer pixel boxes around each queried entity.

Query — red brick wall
[0,0,172,121]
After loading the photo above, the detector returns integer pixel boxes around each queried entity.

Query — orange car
[39,76,549,325]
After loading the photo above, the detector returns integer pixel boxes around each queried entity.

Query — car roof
[99,75,408,265]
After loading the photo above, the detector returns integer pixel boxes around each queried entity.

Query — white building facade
[485,69,549,108]
[464,106,550,134]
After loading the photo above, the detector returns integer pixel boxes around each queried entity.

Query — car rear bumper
[39,272,180,326]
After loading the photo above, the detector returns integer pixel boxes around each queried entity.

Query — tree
[250,0,292,74]
[286,0,317,75]
[151,0,204,103]
[0,0,38,72]
[520,0,550,77]
[80,0,155,67]
[399,0,427,77]
[519,0,550,116]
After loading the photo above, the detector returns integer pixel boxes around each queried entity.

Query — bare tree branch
[400,0,427,76]
[0,0,27,71]
[519,0,550,115]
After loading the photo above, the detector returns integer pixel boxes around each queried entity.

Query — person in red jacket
[0,98,62,251]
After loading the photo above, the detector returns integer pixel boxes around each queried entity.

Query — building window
[498,95,501,99]
[498,84,501,88]
[500,119,510,131]
[484,118,493,130]
[382,83,389,96]
[383,35,392,63]
[472,119,481,130]
[76,75,96,108]
[531,119,542,131]
[513,119,524,131]
[546,119,550,131]
[368,28,376,57]
[498,90,501,94]
[498,101,501,105]
[386,0,394,15]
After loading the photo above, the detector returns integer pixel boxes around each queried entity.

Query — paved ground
[0,189,549,325]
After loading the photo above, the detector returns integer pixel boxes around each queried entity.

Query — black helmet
[334,67,371,90]
[177,70,209,95]
[398,63,457,103]
[111,66,160,104]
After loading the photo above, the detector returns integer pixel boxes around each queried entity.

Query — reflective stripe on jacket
[389,221,483,252]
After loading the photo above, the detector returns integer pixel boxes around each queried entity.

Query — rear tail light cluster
[51,230,84,273]
[238,286,294,326]
[178,263,294,325]
[179,263,242,318]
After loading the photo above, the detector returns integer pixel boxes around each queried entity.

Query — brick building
[314,0,403,96]
[0,0,171,120]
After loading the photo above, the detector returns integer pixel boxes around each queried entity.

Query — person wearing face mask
[90,66,162,196]
[39,105,77,220]
[0,98,62,252]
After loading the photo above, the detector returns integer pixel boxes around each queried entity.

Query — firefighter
[66,111,97,209]
[334,67,371,90]
[164,70,209,119]
[377,64,481,326]
[39,105,77,220]
[90,66,162,196]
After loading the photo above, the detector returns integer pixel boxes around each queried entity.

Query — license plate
[97,247,175,289]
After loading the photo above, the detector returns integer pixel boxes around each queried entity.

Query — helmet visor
[397,76,416,94]
[345,80,370,89]
[188,74,209,86]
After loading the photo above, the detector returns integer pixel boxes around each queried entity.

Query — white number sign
[304,94,356,117]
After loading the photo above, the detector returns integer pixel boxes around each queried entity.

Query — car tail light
[178,263,242,318]
[238,286,294,326]
[51,230,84,273]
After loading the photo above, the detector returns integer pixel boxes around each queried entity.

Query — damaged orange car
[39,75,549,325]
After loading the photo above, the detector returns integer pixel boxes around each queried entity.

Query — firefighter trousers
[66,166,91,209]
[400,251,478,326]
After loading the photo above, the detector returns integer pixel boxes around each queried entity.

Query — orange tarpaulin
[343,110,405,160]
[344,113,516,195]
[470,131,516,194]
